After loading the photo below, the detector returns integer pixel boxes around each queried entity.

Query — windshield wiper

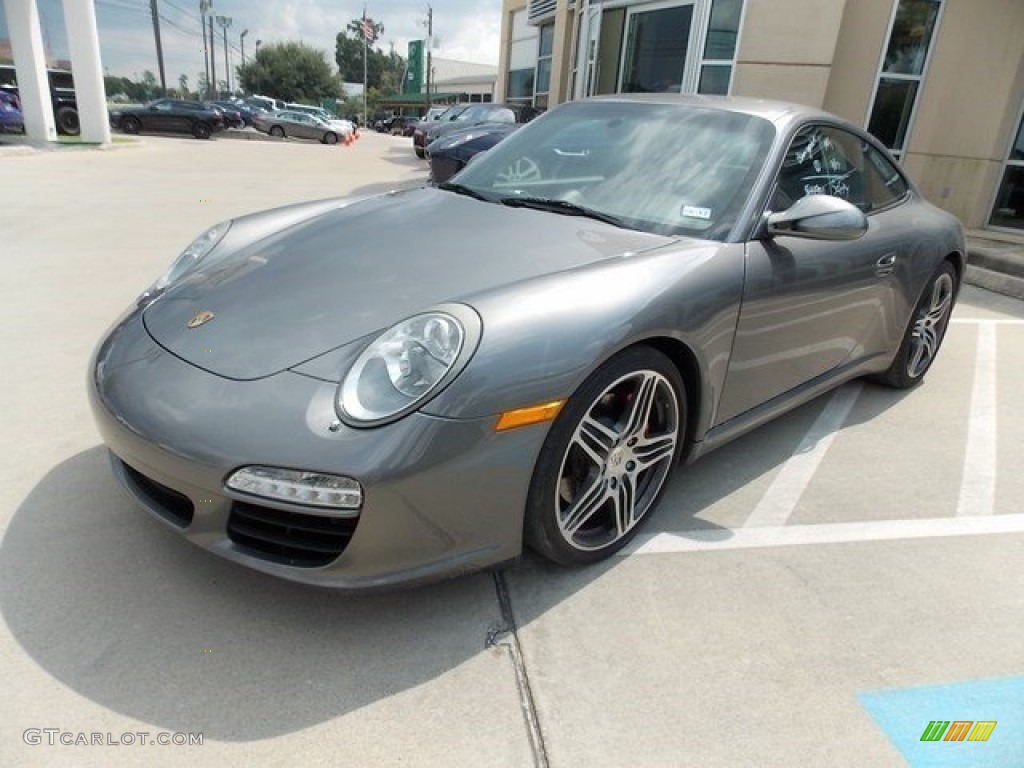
[499,196,629,229]
[438,181,490,202]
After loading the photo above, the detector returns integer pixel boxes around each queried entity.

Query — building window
[867,0,943,156]
[698,0,743,95]
[507,9,539,105]
[535,24,554,108]
[989,110,1024,230]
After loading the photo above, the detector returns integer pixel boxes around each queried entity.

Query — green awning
[376,92,464,108]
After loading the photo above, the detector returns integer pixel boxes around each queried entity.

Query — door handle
[876,252,896,276]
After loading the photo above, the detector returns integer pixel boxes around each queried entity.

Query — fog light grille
[227,502,358,567]
[121,462,195,527]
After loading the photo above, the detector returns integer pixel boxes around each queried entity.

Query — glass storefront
[867,0,942,156]
[989,112,1024,230]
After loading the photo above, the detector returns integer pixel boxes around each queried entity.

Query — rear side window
[773,125,909,212]
[863,144,909,208]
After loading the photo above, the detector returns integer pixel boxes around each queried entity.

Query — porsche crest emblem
[187,310,215,329]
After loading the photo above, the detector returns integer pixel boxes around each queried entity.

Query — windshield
[451,99,775,240]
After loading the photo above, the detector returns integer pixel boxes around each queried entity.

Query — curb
[965,235,1024,300]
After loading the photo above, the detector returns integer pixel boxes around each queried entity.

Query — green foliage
[104,75,159,103]
[236,41,342,103]
[335,17,406,92]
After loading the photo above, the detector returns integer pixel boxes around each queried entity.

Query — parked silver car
[90,95,964,588]
[253,109,346,144]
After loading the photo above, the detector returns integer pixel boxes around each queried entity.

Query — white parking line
[742,383,862,528]
[956,322,998,516]
[951,318,1024,324]
[622,514,1024,556]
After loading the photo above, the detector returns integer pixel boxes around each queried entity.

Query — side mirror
[765,195,868,241]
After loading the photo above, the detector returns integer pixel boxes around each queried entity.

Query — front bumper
[89,310,548,588]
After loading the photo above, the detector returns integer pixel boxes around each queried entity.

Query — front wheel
[525,346,685,565]
[192,122,212,140]
[323,132,338,145]
[873,261,957,389]
[121,116,141,134]
[56,106,80,136]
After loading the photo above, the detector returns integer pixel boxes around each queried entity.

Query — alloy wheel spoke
[574,415,620,467]
[621,373,658,439]
[612,474,638,536]
[927,292,951,323]
[632,433,676,471]
[562,476,610,536]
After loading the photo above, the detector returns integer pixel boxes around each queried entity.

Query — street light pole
[425,5,433,110]
[199,0,211,97]
[217,16,232,94]
[240,29,248,68]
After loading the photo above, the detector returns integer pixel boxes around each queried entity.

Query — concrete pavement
[2,134,1022,768]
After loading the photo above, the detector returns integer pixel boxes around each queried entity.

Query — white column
[2,0,57,143]
[62,0,111,143]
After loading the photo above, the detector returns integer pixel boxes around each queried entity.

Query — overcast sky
[1,0,502,83]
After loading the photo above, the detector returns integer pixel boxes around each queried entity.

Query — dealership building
[495,0,1024,233]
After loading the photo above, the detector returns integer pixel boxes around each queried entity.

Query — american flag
[361,17,376,44]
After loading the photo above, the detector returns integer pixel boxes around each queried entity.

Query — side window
[772,126,868,210]
[863,143,909,208]
[773,126,830,210]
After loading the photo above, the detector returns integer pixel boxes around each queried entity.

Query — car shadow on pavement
[0,384,914,742]
[381,143,430,170]
[0,446,509,741]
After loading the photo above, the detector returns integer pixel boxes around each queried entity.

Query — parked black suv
[0,64,80,135]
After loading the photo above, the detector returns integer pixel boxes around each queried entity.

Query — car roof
[585,93,835,130]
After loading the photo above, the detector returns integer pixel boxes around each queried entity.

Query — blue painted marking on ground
[858,677,1024,767]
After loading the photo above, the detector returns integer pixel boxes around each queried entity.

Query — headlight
[338,305,481,427]
[150,220,232,293]
[434,131,486,151]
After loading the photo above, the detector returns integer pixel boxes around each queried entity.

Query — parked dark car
[0,89,24,133]
[413,103,542,158]
[0,64,79,135]
[110,99,226,139]
[412,104,472,157]
[427,123,521,184]
[210,101,253,127]
[387,115,420,137]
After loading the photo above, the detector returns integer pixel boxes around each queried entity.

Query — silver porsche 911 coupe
[89,94,964,588]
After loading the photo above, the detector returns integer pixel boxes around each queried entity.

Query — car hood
[143,187,675,380]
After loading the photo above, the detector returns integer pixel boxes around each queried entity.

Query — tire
[270,125,285,138]
[121,116,141,135]
[56,106,80,136]
[192,122,212,140]
[873,260,957,389]
[323,132,338,145]
[525,346,685,565]
[415,147,425,159]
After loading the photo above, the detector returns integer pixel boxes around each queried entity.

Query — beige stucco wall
[822,0,892,124]
[732,0,847,107]
[904,0,1024,226]
[496,0,529,102]
[549,0,575,103]
[731,64,832,106]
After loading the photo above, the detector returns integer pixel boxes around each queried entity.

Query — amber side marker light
[495,400,566,432]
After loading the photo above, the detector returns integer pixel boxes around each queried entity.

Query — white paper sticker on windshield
[681,205,712,220]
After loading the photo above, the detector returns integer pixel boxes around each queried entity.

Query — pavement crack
[490,570,549,768]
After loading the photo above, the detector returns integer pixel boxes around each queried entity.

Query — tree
[178,73,190,98]
[335,17,404,92]
[236,41,341,103]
